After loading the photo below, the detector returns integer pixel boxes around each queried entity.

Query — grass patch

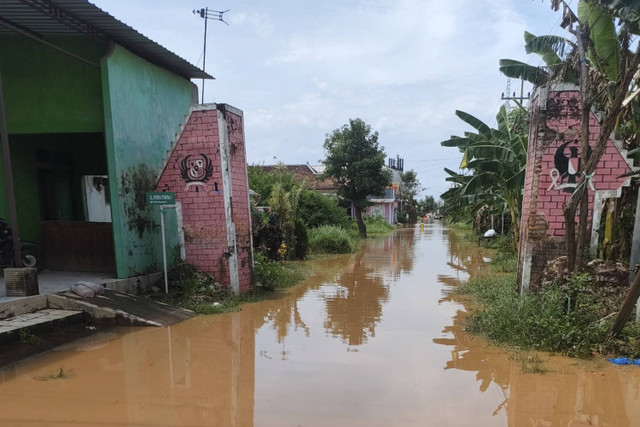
[509,352,549,374]
[449,221,472,230]
[486,236,518,273]
[363,216,395,234]
[34,367,72,381]
[309,225,360,254]
[459,271,640,359]
[460,273,607,358]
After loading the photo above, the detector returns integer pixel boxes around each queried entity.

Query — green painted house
[0,0,211,278]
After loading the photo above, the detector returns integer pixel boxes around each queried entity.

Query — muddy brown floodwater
[2,224,640,426]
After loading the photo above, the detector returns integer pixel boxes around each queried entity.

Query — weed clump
[363,215,395,234]
[34,367,72,381]
[309,226,360,254]
[153,257,306,315]
[460,271,640,359]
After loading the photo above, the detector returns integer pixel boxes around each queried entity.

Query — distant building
[258,164,339,196]
[358,157,404,225]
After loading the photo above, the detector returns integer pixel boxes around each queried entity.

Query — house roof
[0,0,212,80]
[259,164,339,194]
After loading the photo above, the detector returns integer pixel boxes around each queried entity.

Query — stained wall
[518,85,633,291]
[157,105,253,291]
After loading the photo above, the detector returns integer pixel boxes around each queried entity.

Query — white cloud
[90,0,559,198]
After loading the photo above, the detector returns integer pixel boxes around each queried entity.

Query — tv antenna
[193,7,229,103]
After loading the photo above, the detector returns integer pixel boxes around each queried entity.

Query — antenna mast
[193,7,229,103]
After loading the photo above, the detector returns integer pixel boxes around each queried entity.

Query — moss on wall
[101,44,196,278]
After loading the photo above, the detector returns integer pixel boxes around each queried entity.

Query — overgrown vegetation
[34,367,72,381]
[364,215,395,235]
[509,352,549,374]
[309,226,360,254]
[459,242,640,359]
[152,258,307,315]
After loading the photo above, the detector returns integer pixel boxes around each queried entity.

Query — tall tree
[399,170,422,222]
[322,119,391,237]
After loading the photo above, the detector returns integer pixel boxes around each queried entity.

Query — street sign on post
[147,192,175,205]
[147,192,176,294]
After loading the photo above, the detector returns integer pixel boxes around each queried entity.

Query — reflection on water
[1,223,640,426]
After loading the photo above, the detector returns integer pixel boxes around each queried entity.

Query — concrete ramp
[48,289,194,327]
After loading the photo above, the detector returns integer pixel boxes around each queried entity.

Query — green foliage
[322,118,391,237]
[460,274,607,358]
[168,263,218,297]
[267,182,306,260]
[247,163,297,202]
[578,1,620,81]
[309,225,360,254]
[486,236,518,273]
[253,252,304,291]
[155,258,305,315]
[459,268,640,359]
[499,30,576,85]
[399,170,422,222]
[293,219,309,260]
[297,190,352,228]
[440,106,527,242]
[363,215,395,234]
[417,195,439,216]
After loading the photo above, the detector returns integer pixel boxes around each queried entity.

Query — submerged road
[1,223,640,426]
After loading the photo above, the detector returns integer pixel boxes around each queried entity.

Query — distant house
[359,160,404,225]
[259,164,339,196]
[258,160,403,225]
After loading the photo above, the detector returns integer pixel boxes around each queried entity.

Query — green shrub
[309,225,359,254]
[460,273,607,358]
[487,236,518,273]
[293,219,309,260]
[363,215,395,234]
[253,252,304,290]
[298,190,352,228]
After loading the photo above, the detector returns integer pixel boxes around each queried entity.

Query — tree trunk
[565,25,592,272]
[354,205,367,238]
[609,270,640,339]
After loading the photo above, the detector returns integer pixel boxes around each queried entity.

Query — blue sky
[92,0,567,198]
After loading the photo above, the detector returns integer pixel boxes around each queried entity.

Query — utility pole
[193,7,229,103]
[501,78,530,105]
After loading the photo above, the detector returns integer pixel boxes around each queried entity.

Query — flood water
[2,223,640,426]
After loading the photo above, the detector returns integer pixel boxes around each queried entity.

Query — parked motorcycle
[0,218,41,270]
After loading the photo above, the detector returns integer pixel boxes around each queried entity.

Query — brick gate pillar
[517,84,633,292]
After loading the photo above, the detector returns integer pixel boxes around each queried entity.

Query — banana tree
[499,31,577,86]
[441,106,528,243]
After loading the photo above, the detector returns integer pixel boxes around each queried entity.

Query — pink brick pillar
[518,85,633,292]
[158,104,253,292]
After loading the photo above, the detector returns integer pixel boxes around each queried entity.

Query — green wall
[0,35,106,244]
[101,44,196,278]
[0,36,106,133]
